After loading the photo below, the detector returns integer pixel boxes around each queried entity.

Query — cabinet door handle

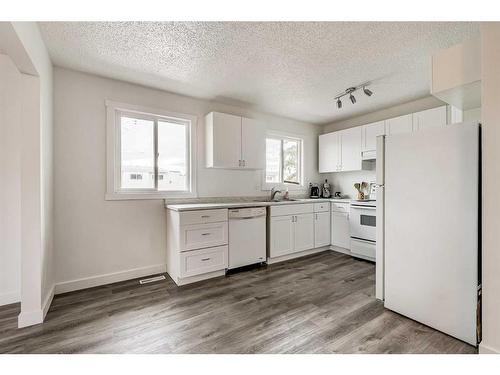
[201,215,210,218]
[242,160,246,167]
[201,233,211,236]
[201,258,211,261]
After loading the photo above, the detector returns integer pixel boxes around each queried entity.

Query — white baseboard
[16,285,55,328]
[330,245,351,256]
[42,284,55,319]
[0,290,20,306]
[18,309,43,328]
[479,342,500,354]
[54,264,167,294]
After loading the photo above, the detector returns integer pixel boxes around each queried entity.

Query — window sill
[105,191,197,201]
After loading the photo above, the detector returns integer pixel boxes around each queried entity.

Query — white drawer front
[314,202,330,212]
[180,222,228,251]
[350,239,375,260]
[180,245,228,278]
[331,202,350,213]
[270,203,314,217]
[179,209,228,226]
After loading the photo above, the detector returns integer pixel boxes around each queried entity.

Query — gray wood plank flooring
[0,251,476,354]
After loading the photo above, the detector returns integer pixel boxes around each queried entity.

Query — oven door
[350,204,376,242]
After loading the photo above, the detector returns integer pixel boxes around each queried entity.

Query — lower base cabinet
[332,211,350,249]
[269,213,315,257]
[269,215,295,258]
[293,213,315,252]
[167,208,229,285]
[269,203,330,260]
[314,211,331,248]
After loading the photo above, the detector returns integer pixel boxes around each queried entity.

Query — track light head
[363,87,373,96]
[350,94,356,104]
[337,98,342,109]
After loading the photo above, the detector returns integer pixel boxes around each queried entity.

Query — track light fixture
[363,86,373,96]
[334,83,373,109]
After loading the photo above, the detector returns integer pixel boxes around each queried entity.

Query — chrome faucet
[270,186,282,201]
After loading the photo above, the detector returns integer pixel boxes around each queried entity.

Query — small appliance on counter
[333,191,343,199]
[321,179,331,198]
[309,183,320,199]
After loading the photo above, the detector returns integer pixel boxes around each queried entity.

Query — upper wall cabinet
[205,112,265,169]
[361,120,385,158]
[319,127,362,173]
[340,127,362,172]
[385,114,413,135]
[318,132,340,173]
[319,105,456,172]
[412,106,447,132]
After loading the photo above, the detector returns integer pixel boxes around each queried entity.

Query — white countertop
[166,198,351,211]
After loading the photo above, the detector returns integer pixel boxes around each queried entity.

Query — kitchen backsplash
[326,163,376,199]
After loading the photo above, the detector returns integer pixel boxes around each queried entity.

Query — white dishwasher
[228,207,267,269]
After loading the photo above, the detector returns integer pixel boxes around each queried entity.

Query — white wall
[11,22,55,312]
[53,67,321,291]
[480,22,500,354]
[0,54,22,306]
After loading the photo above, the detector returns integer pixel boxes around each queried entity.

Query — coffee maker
[309,183,320,199]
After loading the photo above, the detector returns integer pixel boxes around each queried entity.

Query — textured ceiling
[38,22,480,125]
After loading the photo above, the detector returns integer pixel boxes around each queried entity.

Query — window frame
[105,100,197,200]
[262,132,305,191]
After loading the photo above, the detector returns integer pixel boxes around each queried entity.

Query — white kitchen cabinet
[167,208,229,286]
[205,111,265,169]
[318,132,340,173]
[269,215,295,258]
[314,211,331,248]
[332,211,350,249]
[385,114,413,135]
[241,117,266,169]
[205,112,241,169]
[412,106,447,132]
[269,203,319,260]
[319,127,362,173]
[294,213,315,252]
[362,120,385,155]
[340,127,362,171]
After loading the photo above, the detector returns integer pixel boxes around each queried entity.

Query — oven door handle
[350,204,376,210]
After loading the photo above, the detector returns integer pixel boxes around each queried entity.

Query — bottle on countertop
[322,179,331,198]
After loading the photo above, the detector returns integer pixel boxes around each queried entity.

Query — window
[106,101,197,200]
[265,134,303,188]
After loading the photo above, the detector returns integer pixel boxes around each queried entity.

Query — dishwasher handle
[230,214,266,220]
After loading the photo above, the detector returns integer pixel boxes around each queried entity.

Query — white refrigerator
[377,122,480,346]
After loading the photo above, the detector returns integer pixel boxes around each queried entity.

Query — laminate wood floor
[0,251,476,354]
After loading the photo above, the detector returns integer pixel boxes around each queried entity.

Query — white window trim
[105,100,197,200]
[262,131,305,192]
